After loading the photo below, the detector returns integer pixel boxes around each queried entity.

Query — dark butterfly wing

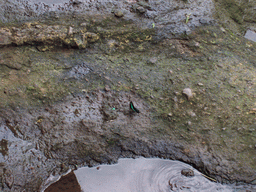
[130,101,140,113]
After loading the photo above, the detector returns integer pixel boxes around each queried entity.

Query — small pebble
[220,27,226,33]
[68,26,73,35]
[217,64,223,68]
[182,88,193,100]
[35,25,42,29]
[114,10,124,17]
[137,6,146,13]
[181,169,194,177]
[197,83,203,86]
[173,96,178,102]
[187,111,196,117]
[105,85,110,92]
[147,57,157,65]
[168,113,173,117]
[80,23,87,27]
[72,0,82,4]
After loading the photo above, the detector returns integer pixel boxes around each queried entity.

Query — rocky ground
[0,0,256,191]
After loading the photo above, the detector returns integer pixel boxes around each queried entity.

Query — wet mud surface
[44,171,81,192]
[0,0,255,191]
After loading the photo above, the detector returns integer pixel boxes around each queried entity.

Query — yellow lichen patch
[84,32,100,43]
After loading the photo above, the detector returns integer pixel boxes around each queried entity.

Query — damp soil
[0,0,256,191]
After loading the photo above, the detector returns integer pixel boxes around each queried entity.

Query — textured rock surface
[0,0,256,191]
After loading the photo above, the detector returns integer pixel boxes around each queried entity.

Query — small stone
[187,111,196,117]
[107,39,119,48]
[181,169,194,177]
[80,23,87,27]
[35,25,42,29]
[168,112,173,117]
[145,10,158,19]
[194,41,200,47]
[147,57,157,65]
[197,83,203,86]
[72,0,82,4]
[182,88,193,100]
[104,85,110,92]
[137,6,146,13]
[187,121,192,126]
[199,18,213,25]
[114,10,124,18]
[222,127,226,131]
[220,27,226,33]
[169,70,173,74]
[68,26,73,35]
[217,64,223,68]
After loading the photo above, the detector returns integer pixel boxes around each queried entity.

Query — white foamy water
[74,158,238,192]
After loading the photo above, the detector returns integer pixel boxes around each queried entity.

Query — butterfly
[130,101,140,113]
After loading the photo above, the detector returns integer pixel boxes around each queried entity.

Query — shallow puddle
[74,158,233,192]
[44,157,255,192]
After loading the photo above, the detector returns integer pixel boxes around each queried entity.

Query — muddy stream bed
[0,0,256,191]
